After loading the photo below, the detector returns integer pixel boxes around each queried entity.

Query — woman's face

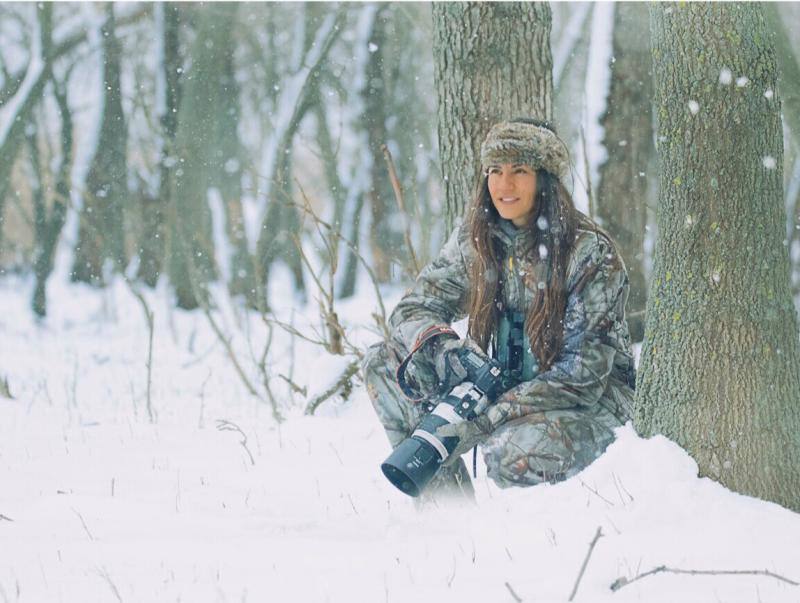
[486,163,538,227]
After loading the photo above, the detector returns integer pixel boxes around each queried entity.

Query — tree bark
[432,2,553,227]
[595,2,654,343]
[637,3,800,512]
[72,4,128,285]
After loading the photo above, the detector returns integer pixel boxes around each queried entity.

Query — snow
[1,275,799,603]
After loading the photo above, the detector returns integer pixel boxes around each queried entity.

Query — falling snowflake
[719,68,733,85]
[538,244,548,259]
[735,76,749,88]
[762,156,777,170]
[368,42,379,53]
[688,100,700,115]
[764,88,774,99]
[536,216,549,231]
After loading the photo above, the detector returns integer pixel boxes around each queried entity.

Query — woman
[363,118,636,499]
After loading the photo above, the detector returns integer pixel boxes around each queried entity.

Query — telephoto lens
[381,349,512,497]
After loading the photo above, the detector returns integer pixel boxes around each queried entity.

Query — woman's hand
[433,336,490,395]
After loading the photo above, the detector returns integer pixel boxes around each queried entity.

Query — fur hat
[479,120,570,180]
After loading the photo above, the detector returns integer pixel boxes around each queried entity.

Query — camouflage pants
[363,342,623,489]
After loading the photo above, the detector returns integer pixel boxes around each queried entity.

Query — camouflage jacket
[387,216,636,426]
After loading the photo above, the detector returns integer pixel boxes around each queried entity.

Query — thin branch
[278,373,307,397]
[284,199,390,340]
[95,566,123,603]
[127,284,155,423]
[304,359,360,415]
[579,479,615,506]
[381,143,420,275]
[504,581,523,602]
[568,526,603,601]
[216,419,255,466]
[71,507,95,541]
[265,316,329,348]
[610,565,799,592]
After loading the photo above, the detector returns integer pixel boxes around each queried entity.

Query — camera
[381,348,513,497]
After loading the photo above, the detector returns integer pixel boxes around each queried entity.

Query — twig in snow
[0,513,13,522]
[579,479,614,506]
[95,566,123,602]
[71,507,95,541]
[447,555,457,587]
[0,375,12,399]
[127,283,155,423]
[304,359,360,415]
[611,472,634,503]
[216,419,255,465]
[505,581,523,602]
[568,526,603,601]
[346,493,359,515]
[610,566,799,592]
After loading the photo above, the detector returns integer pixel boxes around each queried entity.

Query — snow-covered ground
[1,273,799,603]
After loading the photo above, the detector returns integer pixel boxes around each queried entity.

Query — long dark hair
[466,118,603,371]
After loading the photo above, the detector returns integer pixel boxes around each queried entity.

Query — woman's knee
[481,410,615,488]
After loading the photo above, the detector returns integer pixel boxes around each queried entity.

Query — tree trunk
[212,4,254,304]
[72,3,128,285]
[166,3,229,309]
[432,2,553,227]
[363,6,404,283]
[32,79,72,317]
[636,3,800,512]
[137,2,181,288]
[595,2,654,343]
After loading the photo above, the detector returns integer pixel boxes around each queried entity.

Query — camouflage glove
[432,336,491,396]
[403,352,440,398]
[436,414,494,466]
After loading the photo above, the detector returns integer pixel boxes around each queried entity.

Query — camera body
[381,348,514,497]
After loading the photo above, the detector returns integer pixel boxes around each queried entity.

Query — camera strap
[395,324,459,401]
